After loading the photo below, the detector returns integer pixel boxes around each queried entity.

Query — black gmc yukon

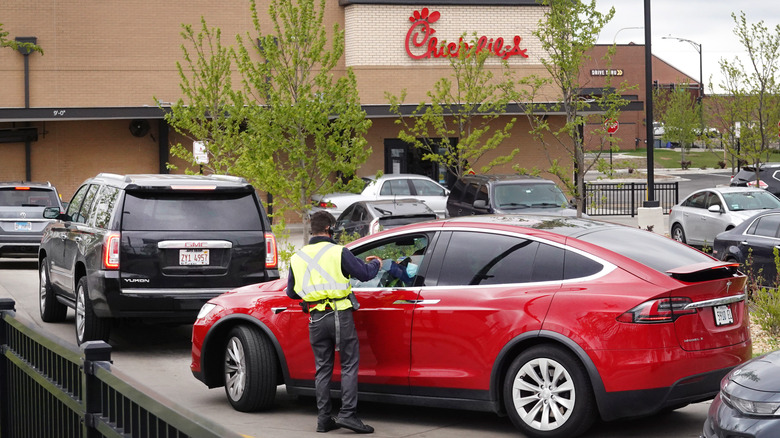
[38,173,279,344]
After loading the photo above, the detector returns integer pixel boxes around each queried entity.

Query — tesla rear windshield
[577,228,713,273]
[121,192,263,231]
[0,188,59,207]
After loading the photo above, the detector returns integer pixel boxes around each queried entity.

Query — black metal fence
[584,181,679,217]
[0,298,241,438]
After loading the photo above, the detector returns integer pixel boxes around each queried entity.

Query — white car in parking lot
[669,186,780,247]
[310,174,450,218]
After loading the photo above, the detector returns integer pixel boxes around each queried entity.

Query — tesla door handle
[272,307,287,314]
[393,299,441,305]
[740,241,748,245]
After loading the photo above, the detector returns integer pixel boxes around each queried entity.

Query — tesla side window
[751,215,780,238]
[437,232,547,286]
[350,235,429,288]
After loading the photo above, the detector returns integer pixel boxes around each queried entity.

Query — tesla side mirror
[708,205,723,214]
[473,200,487,209]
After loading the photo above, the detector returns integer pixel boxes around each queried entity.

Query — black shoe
[316,417,340,433]
[335,416,374,434]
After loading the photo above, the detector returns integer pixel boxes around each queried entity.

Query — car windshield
[0,188,59,207]
[122,192,263,231]
[578,228,713,274]
[722,191,780,211]
[494,183,568,209]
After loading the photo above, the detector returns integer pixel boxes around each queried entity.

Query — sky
[593,0,780,93]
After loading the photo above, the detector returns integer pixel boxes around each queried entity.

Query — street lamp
[662,35,704,138]
[612,27,643,44]
[661,35,703,98]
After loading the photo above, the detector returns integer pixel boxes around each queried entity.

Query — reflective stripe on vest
[291,242,352,311]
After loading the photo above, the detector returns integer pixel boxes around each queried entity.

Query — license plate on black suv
[179,249,210,265]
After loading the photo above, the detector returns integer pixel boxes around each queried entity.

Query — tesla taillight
[265,232,278,269]
[617,297,696,323]
[103,232,120,269]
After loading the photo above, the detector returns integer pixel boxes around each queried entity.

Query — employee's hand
[365,255,382,264]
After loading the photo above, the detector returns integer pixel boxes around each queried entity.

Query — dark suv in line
[0,181,64,257]
[446,174,577,217]
[38,173,279,344]
[730,163,780,197]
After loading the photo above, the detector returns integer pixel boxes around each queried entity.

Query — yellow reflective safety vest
[290,241,353,311]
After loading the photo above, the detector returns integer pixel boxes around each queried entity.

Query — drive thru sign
[605,119,619,134]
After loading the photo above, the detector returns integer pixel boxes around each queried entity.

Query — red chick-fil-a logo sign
[404,8,529,61]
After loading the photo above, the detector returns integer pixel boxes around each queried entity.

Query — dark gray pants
[309,309,359,422]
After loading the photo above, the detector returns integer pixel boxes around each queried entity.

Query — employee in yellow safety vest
[287,211,382,434]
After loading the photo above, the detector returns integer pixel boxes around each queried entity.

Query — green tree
[235,0,372,245]
[385,33,518,180]
[717,12,780,177]
[1,22,42,54]
[158,19,248,175]
[514,0,627,217]
[655,83,700,166]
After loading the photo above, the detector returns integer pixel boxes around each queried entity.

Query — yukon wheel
[224,326,278,412]
[75,277,110,345]
[503,346,596,438]
[672,224,687,244]
[39,257,67,322]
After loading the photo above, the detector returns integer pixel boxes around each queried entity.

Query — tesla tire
[224,325,278,412]
[503,345,596,438]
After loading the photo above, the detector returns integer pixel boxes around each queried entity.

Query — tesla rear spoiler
[666,261,741,282]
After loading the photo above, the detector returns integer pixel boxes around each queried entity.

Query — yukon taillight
[103,232,120,269]
[265,232,278,269]
[617,297,696,323]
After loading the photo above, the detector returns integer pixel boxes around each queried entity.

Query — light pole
[613,27,643,44]
[662,36,704,134]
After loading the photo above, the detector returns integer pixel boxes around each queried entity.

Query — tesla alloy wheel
[224,326,278,412]
[503,346,596,438]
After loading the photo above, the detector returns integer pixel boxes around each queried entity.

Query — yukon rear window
[121,192,263,231]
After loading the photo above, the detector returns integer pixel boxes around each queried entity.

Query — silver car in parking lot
[669,186,780,247]
[0,181,63,257]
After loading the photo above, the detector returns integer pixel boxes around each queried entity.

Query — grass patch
[617,148,780,170]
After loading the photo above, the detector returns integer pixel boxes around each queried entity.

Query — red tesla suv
[191,215,751,438]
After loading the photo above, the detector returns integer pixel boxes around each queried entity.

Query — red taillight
[747,180,768,189]
[265,232,278,269]
[314,201,336,209]
[617,297,696,323]
[370,219,381,235]
[103,232,120,269]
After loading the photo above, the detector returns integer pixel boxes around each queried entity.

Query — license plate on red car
[180,249,209,266]
[714,305,734,326]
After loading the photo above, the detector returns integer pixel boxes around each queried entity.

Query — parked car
[713,209,780,286]
[333,198,436,240]
[669,187,780,247]
[0,181,64,258]
[446,174,576,217]
[191,215,750,438]
[703,350,780,437]
[731,163,780,197]
[38,173,279,345]
[310,174,449,219]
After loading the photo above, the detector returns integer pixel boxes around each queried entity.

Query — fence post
[81,341,112,438]
[0,298,16,438]
[630,183,636,217]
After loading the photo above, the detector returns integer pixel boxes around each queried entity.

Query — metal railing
[0,298,241,438]
[585,181,679,217]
